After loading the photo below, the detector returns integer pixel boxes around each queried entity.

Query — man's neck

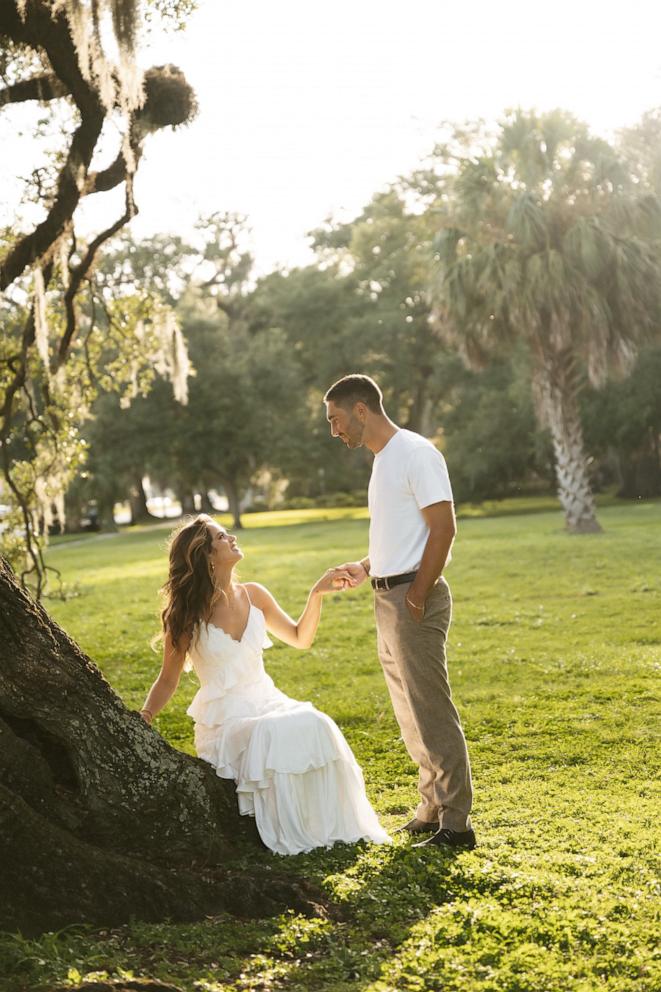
[364,417,399,455]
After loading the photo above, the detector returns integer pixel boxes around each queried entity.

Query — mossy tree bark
[0,556,323,935]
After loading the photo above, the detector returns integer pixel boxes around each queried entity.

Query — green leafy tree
[246,263,372,496]
[82,217,309,526]
[311,189,449,434]
[431,110,661,532]
[0,0,196,592]
[440,351,551,503]
[181,306,306,525]
[582,345,661,498]
[245,190,461,498]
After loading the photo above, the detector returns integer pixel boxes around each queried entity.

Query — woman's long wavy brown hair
[158,514,218,649]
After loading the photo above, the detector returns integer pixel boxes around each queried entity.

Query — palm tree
[431,110,661,532]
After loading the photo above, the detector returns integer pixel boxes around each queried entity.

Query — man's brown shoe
[412,827,477,850]
[395,817,439,835]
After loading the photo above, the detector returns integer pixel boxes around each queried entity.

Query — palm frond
[432,108,661,385]
[506,193,547,251]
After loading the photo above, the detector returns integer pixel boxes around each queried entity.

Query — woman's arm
[139,628,191,724]
[246,569,349,650]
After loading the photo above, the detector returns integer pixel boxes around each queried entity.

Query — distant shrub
[316,490,365,508]
[244,500,270,513]
[280,497,317,510]
[280,491,365,510]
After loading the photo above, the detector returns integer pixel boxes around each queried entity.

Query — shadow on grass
[202,837,486,991]
[0,840,486,991]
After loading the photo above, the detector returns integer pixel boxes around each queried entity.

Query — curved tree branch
[0,72,68,106]
[0,4,197,596]
[0,3,105,290]
[85,148,137,194]
[57,192,138,367]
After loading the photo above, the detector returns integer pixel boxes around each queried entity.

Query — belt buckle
[383,576,391,591]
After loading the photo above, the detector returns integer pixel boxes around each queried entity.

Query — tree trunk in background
[200,491,216,514]
[0,557,323,934]
[128,475,153,524]
[63,487,85,533]
[406,370,434,437]
[223,478,243,530]
[617,444,661,498]
[180,491,196,515]
[97,492,119,533]
[533,353,602,533]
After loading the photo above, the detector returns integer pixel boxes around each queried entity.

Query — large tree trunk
[129,475,154,524]
[64,484,86,533]
[533,352,602,533]
[406,365,434,437]
[97,490,119,533]
[223,478,243,530]
[0,557,323,935]
[180,491,196,515]
[200,491,216,515]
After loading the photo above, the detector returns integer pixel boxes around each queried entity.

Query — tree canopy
[430,110,661,531]
[0,0,196,593]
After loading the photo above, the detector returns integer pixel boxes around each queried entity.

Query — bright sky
[5,0,661,272]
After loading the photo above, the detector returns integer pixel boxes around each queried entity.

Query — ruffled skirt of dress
[192,694,391,856]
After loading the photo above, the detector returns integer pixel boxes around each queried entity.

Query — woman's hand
[313,567,356,595]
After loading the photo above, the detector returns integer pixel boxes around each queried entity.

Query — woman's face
[207,521,243,571]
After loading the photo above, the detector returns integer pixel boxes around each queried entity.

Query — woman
[140,514,390,855]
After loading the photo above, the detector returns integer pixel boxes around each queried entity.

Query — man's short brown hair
[324,374,384,414]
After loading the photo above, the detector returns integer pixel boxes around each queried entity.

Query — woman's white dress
[186,602,390,855]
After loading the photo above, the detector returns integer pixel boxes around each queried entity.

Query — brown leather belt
[370,570,418,591]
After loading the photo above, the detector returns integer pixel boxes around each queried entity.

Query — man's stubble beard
[346,414,365,449]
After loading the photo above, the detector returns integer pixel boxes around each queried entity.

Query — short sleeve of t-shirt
[406,445,453,509]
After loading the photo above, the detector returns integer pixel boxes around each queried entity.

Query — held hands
[334,561,369,588]
[313,567,357,595]
[313,561,369,595]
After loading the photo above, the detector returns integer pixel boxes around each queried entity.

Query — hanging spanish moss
[110,0,139,57]
[43,0,144,111]
[2,0,197,597]
[151,306,191,405]
[33,267,50,372]
[139,64,198,132]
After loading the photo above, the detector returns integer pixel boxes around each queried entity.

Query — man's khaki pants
[374,577,473,831]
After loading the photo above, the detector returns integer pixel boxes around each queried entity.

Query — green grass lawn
[2,501,660,992]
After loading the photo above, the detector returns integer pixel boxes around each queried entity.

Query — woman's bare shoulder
[242,581,273,608]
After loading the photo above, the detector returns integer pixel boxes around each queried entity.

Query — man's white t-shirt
[367,429,454,578]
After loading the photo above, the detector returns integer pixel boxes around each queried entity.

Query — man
[325,373,475,850]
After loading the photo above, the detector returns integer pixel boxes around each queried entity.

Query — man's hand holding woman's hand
[317,561,426,620]
[313,567,356,594]
[314,561,369,595]
[334,561,369,587]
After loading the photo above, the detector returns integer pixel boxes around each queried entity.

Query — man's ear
[354,401,368,422]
